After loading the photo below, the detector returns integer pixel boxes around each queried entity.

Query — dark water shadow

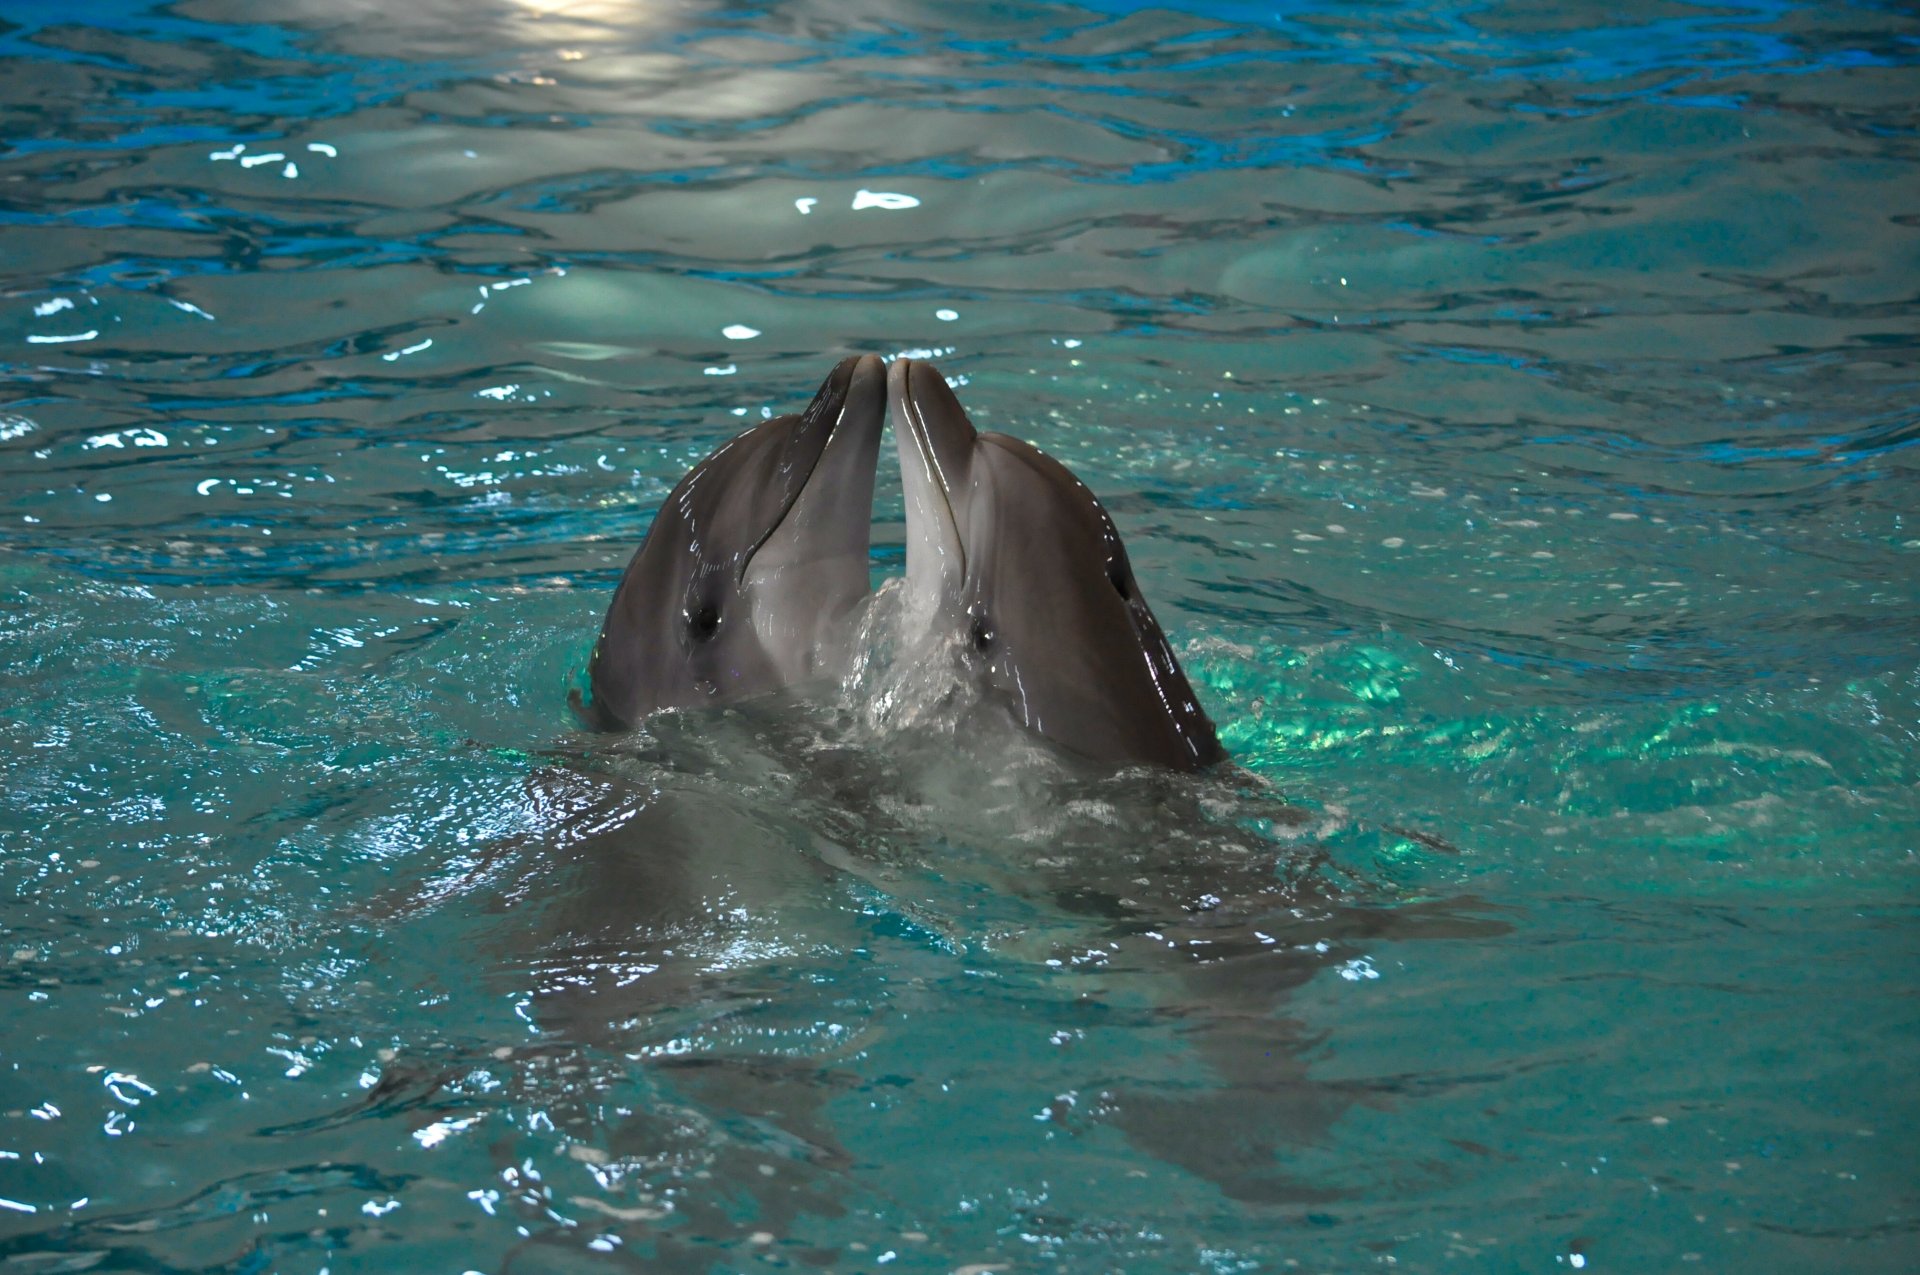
[332,692,1514,1255]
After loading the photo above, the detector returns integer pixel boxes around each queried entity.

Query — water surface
[2,0,1916,1271]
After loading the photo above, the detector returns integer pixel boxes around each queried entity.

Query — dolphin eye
[1108,566,1131,599]
[689,603,721,641]
[968,613,994,653]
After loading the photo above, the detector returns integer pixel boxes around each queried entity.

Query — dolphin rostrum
[888,357,1226,770]
[576,354,886,730]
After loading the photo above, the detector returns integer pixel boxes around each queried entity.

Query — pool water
[2,0,1916,1270]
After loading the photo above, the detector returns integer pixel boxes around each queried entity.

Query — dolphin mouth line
[894,360,967,581]
[735,397,849,583]
[737,356,880,585]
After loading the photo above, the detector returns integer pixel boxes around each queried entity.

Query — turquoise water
[3,0,1917,1269]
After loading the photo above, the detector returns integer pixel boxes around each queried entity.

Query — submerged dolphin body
[888,357,1226,770]
[577,354,886,730]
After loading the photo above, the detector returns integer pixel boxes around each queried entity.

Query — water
[2,0,1916,1269]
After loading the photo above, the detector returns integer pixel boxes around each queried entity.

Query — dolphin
[888,357,1226,770]
[576,354,886,730]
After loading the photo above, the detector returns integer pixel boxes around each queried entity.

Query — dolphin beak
[808,352,886,532]
[888,358,978,505]
[889,357,975,614]
[757,353,886,570]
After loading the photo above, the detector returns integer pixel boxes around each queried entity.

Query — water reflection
[1,0,1915,1269]
[335,685,1506,1250]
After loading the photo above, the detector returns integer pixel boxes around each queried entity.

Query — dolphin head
[580,354,886,729]
[889,357,1226,770]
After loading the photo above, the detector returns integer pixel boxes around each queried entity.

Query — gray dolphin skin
[576,354,886,730]
[889,357,1226,770]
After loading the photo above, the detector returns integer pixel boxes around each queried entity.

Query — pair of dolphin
[576,355,1225,770]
